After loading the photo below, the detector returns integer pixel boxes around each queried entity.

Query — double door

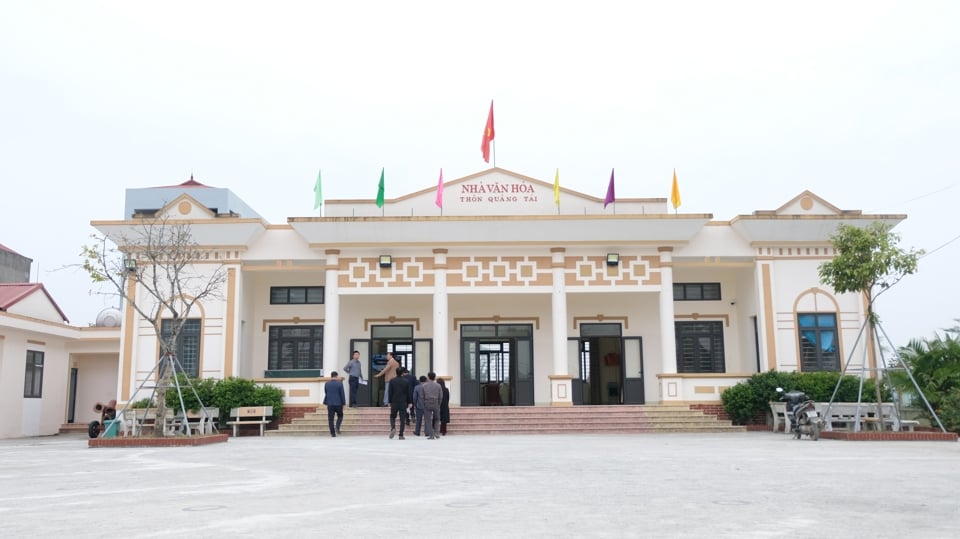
[349,338,432,406]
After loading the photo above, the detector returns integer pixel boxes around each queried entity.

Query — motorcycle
[776,387,822,441]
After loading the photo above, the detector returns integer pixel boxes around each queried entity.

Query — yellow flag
[553,168,560,206]
[670,169,681,210]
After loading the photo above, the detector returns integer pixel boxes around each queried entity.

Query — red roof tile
[0,283,69,323]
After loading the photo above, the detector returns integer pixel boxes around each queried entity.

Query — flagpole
[493,140,496,168]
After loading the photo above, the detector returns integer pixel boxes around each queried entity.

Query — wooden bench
[227,406,273,437]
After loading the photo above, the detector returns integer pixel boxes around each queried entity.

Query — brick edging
[88,433,230,447]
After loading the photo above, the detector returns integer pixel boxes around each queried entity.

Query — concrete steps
[268,405,745,437]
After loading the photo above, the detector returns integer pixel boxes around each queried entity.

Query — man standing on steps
[323,371,346,437]
[387,371,411,440]
[374,352,400,407]
[342,350,363,408]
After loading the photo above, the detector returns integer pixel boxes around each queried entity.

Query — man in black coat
[387,373,411,440]
[401,368,419,426]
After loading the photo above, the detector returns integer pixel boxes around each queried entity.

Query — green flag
[313,169,323,210]
[375,168,385,208]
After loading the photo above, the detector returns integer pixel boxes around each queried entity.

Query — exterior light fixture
[606,253,620,266]
[124,257,137,273]
[379,255,393,268]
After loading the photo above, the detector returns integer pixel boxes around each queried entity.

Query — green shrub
[721,369,893,425]
[253,384,284,419]
[212,377,259,414]
[935,392,960,433]
[129,397,154,408]
[165,374,217,412]
[719,382,758,425]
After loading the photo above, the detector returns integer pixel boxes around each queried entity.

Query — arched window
[797,313,839,371]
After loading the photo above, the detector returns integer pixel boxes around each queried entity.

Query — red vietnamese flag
[481,100,495,163]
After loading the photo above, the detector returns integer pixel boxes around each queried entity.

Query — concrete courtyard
[0,431,957,538]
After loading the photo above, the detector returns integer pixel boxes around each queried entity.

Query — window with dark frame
[23,350,44,398]
[270,286,325,305]
[675,321,725,373]
[160,319,202,377]
[268,325,324,370]
[797,313,840,371]
[673,283,721,301]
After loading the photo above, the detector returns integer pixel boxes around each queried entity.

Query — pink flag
[603,169,616,208]
[435,168,444,208]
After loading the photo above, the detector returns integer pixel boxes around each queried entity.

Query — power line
[868,183,957,213]
[920,232,960,260]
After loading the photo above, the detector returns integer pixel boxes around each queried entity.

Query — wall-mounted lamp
[124,257,137,273]
[379,255,393,268]
[606,253,620,266]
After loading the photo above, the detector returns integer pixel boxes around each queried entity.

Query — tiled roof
[156,175,211,189]
[0,283,69,323]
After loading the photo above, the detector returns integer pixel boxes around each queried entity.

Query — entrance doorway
[576,324,623,405]
[573,324,644,405]
[460,324,534,406]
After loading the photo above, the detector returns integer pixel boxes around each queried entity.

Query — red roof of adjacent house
[0,243,22,256]
[0,283,69,323]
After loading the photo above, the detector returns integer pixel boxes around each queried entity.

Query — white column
[549,247,574,405]
[658,247,677,375]
[551,247,568,376]
[432,248,449,376]
[323,249,340,377]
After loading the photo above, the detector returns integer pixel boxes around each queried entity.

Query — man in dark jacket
[402,368,419,426]
[323,371,346,437]
[387,373,411,440]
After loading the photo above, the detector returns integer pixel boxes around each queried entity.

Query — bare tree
[82,216,227,436]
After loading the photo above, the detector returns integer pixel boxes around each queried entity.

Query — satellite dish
[95,308,122,327]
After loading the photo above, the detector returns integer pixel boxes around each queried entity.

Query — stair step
[271,404,744,436]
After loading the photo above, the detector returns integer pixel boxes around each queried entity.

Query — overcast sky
[1,1,958,348]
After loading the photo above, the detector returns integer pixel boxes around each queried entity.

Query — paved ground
[0,431,957,538]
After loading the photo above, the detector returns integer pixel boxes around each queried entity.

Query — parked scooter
[776,387,822,441]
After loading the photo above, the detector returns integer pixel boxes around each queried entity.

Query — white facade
[0,293,119,439]
[92,168,903,412]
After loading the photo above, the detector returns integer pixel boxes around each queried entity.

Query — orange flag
[670,169,681,210]
[481,100,495,163]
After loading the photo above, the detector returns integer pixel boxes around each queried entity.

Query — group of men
[322,351,448,440]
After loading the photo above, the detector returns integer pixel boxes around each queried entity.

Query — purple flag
[603,168,616,208]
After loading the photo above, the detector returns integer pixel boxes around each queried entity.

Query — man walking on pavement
[343,350,363,408]
[387,371,411,440]
[421,371,443,440]
[323,371,346,437]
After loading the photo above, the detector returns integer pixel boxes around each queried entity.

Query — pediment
[157,194,218,220]
[324,167,669,217]
[729,191,905,244]
[769,191,850,216]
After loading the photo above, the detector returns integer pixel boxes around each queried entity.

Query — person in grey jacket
[412,376,427,436]
[342,350,363,408]
[421,372,443,440]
